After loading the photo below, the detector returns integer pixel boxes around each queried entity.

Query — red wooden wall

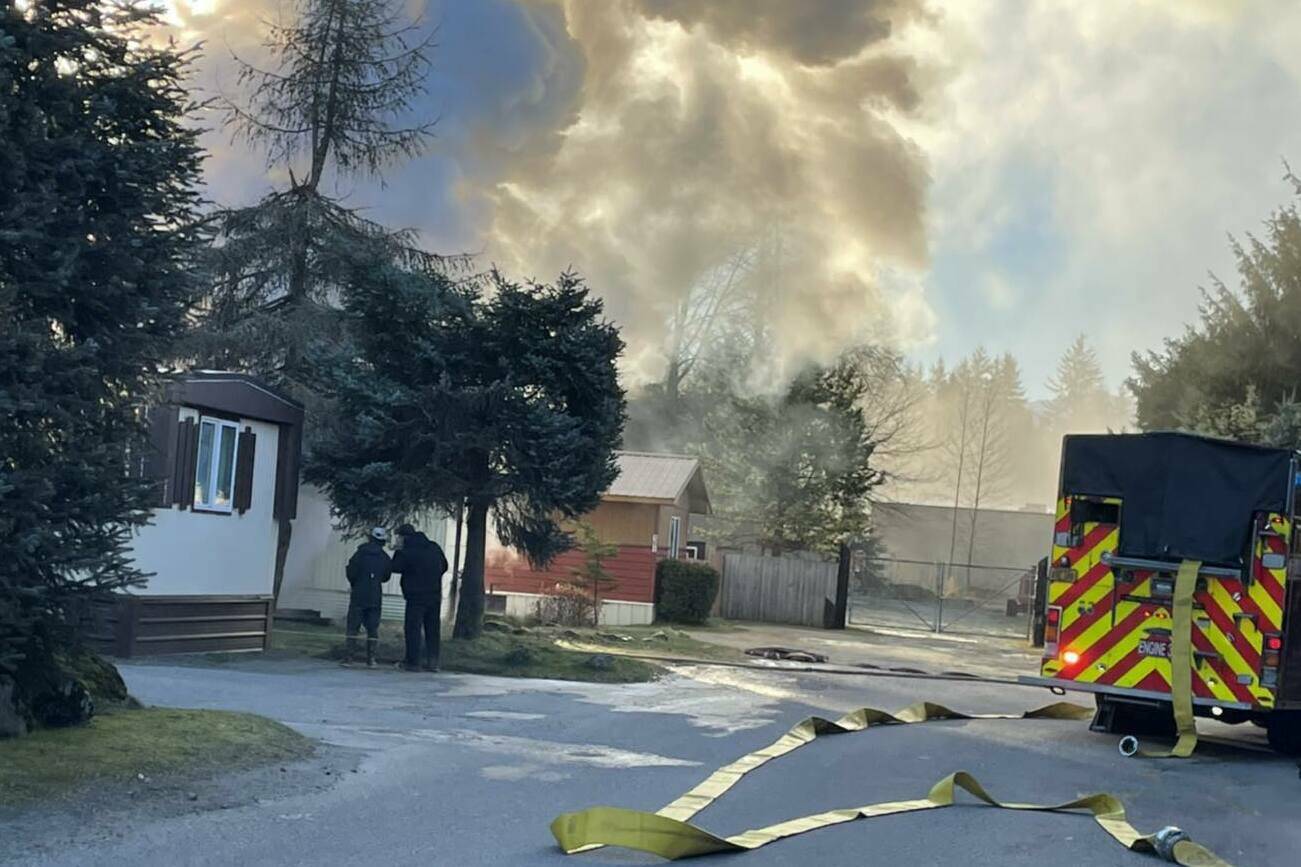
[484,545,657,604]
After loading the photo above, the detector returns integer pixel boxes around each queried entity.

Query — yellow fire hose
[550,560,1229,864]
[1120,559,1200,759]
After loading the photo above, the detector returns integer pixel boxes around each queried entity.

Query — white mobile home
[91,372,304,656]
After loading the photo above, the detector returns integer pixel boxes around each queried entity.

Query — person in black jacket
[390,523,449,672]
[344,527,393,667]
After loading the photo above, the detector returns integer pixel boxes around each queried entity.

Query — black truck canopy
[1060,432,1295,569]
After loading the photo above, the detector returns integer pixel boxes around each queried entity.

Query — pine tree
[1131,176,1301,437]
[565,522,619,627]
[304,267,627,639]
[188,0,455,397]
[1,0,203,715]
[1046,335,1111,432]
[184,0,465,599]
[702,347,888,556]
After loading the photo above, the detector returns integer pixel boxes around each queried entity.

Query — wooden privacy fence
[720,553,840,628]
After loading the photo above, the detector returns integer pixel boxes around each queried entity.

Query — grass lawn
[270,619,739,682]
[0,707,312,806]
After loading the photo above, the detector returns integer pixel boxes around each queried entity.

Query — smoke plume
[155,1,941,384]
[469,0,939,384]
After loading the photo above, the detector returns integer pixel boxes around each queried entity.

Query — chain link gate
[848,556,1037,639]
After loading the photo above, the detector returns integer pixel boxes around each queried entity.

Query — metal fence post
[935,562,944,633]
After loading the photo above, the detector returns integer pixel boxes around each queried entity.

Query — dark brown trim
[234,425,256,514]
[170,374,303,427]
[189,505,234,517]
[193,408,243,424]
[144,406,178,506]
[174,418,199,510]
[152,372,304,520]
[80,595,274,658]
[273,417,302,520]
[160,373,303,521]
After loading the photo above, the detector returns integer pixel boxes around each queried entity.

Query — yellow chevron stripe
[1193,654,1239,703]
[1058,571,1116,636]
[1110,576,1151,624]
[1205,581,1256,676]
[1205,579,1275,705]
[1247,576,1283,629]
[1048,523,1117,607]
[1194,631,1252,694]
[1113,654,1159,689]
[1076,614,1151,684]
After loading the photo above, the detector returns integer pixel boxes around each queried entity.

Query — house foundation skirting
[83,595,274,657]
[487,591,656,627]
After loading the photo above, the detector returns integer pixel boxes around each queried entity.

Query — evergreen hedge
[656,560,720,625]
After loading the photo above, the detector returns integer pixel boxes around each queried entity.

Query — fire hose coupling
[1152,826,1190,862]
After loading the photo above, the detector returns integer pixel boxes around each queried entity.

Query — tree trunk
[444,501,464,629]
[271,517,293,603]
[945,385,972,590]
[452,500,489,639]
[964,382,995,590]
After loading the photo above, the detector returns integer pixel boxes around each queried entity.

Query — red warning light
[1062,650,1080,665]
[1265,635,1283,652]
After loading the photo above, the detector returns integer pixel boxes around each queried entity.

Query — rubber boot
[366,638,377,668]
[342,635,359,666]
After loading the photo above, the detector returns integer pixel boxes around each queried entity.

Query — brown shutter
[233,426,256,514]
[144,406,179,506]
[173,418,199,509]
[273,422,302,521]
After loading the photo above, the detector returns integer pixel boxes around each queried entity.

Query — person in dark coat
[390,523,449,672]
[344,527,393,667]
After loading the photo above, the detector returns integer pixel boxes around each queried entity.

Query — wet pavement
[3,654,1296,866]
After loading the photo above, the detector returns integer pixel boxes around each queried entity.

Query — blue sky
[170,0,1301,399]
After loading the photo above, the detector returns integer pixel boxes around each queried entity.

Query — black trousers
[345,602,381,639]
[404,599,441,666]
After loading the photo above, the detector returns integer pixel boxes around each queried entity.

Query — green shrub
[656,560,720,625]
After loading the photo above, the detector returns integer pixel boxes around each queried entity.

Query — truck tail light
[1262,633,1283,689]
[1044,606,1062,655]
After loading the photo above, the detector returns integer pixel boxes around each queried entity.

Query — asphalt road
[5,656,1299,866]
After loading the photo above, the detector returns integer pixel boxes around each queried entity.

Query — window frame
[193,415,241,514]
[668,515,682,559]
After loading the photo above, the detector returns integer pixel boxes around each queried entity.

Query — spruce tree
[1,0,203,708]
[1046,335,1108,431]
[565,522,619,627]
[184,0,464,599]
[702,347,888,556]
[1130,176,1301,434]
[304,266,626,639]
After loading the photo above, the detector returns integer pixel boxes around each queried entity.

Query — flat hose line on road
[550,699,1230,865]
[551,563,1227,865]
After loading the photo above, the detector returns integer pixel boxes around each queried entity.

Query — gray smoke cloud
[154,0,941,385]
[471,0,939,384]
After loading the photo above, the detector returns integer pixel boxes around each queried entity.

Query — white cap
[370,527,388,542]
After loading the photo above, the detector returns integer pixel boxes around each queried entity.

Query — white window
[668,515,681,559]
[194,417,240,512]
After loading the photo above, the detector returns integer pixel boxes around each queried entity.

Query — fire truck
[1020,431,1301,753]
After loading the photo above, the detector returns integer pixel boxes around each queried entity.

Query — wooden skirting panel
[81,595,274,658]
